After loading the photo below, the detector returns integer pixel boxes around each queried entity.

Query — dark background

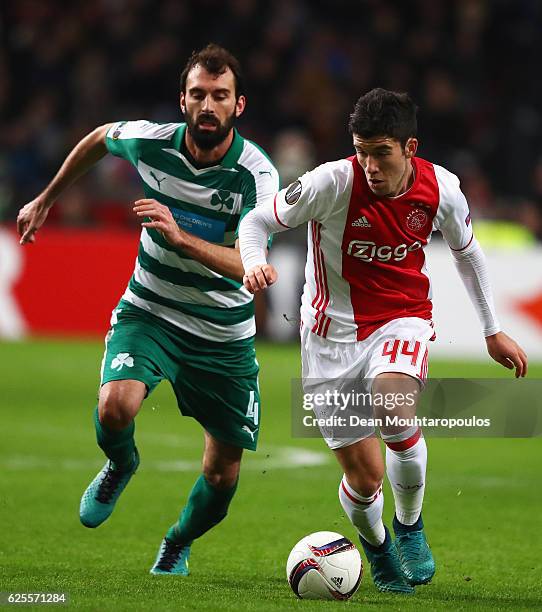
[1,0,541,238]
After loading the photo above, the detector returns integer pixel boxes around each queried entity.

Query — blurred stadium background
[0,0,541,353]
[1,2,541,609]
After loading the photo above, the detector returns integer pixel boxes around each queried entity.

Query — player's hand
[133,199,185,247]
[17,197,51,245]
[243,264,278,293]
[485,331,528,378]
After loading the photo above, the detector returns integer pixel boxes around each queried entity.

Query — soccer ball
[286,531,362,600]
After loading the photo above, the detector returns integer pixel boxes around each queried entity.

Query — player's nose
[365,157,379,174]
[201,95,215,111]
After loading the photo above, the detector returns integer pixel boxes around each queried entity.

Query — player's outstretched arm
[446,236,527,378]
[17,123,112,245]
[437,175,529,378]
[485,331,528,378]
[133,198,246,281]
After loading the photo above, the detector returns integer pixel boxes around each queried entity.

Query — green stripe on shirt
[128,278,254,324]
[137,244,242,292]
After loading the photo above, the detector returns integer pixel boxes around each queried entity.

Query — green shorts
[100,302,261,450]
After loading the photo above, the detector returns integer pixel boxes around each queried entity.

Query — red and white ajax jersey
[272,156,473,342]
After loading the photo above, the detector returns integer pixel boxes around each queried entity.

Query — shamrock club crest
[111,353,134,371]
[210,190,234,211]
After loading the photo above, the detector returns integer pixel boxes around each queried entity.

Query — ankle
[111,449,138,473]
[393,513,423,533]
[360,526,391,552]
[166,525,190,547]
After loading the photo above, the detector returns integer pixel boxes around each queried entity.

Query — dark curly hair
[348,88,417,147]
[180,43,245,98]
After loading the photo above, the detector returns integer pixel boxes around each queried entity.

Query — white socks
[338,475,385,546]
[338,427,427,545]
[383,428,427,525]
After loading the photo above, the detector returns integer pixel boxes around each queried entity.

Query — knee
[203,464,240,490]
[99,388,139,430]
[343,469,383,498]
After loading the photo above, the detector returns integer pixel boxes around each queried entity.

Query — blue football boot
[359,526,414,594]
[393,514,436,585]
[150,536,191,576]
[79,449,139,528]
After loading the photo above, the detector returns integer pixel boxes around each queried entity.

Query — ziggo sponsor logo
[347,240,422,262]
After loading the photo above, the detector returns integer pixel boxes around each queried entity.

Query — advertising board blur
[1,227,541,359]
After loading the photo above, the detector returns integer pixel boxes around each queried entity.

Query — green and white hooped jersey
[106,120,279,342]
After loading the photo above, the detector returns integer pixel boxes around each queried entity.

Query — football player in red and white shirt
[239,89,527,594]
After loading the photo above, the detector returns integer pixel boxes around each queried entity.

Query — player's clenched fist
[243,264,278,293]
[133,198,185,247]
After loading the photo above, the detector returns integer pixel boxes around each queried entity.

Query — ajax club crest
[406,209,428,232]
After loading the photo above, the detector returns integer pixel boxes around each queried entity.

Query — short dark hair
[348,88,417,146]
[180,43,245,98]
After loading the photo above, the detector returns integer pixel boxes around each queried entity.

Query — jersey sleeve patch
[285,180,302,205]
[110,122,126,140]
[105,121,139,164]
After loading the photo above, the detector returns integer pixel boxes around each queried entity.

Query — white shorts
[300,317,433,449]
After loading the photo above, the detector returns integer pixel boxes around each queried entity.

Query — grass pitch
[0,340,541,611]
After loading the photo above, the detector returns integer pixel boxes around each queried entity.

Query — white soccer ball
[286,531,363,600]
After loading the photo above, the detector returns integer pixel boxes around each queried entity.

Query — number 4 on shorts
[246,390,259,426]
[382,339,421,366]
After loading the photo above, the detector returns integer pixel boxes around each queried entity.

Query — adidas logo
[331,576,344,587]
[352,216,371,228]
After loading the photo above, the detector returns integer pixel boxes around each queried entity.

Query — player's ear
[180,92,186,114]
[235,95,246,117]
[405,137,418,159]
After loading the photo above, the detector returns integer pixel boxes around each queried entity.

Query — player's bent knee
[99,382,144,430]
[99,401,135,430]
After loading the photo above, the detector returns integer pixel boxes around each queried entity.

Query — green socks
[94,406,137,471]
[94,407,237,544]
[167,475,238,546]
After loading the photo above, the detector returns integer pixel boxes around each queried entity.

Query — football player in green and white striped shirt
[17,44,279,576]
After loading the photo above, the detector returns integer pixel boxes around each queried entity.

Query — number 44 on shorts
[382,339,421,366]
[245,390,259,426]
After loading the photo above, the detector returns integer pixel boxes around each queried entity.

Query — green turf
[0,340,541,611]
